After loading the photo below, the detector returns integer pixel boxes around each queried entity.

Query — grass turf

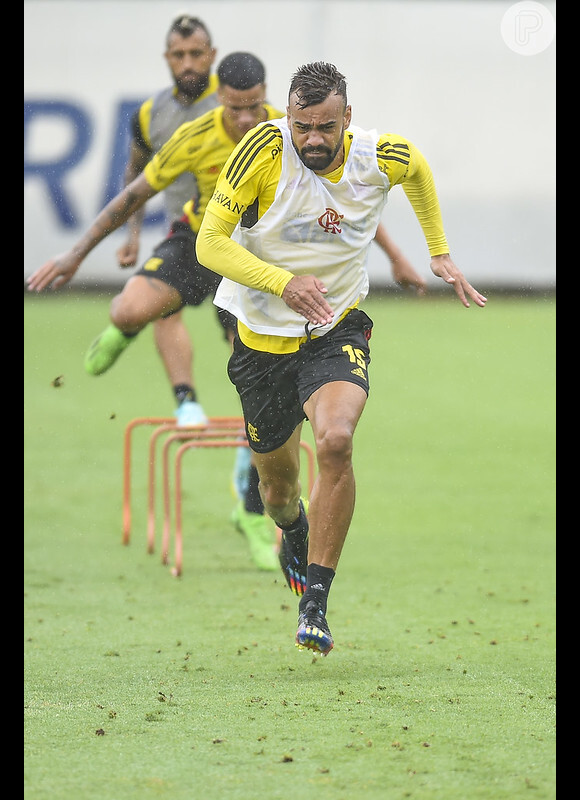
[24,291,555,800]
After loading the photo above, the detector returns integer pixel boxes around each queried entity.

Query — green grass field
[24,291,555,800]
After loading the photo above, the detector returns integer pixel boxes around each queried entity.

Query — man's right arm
[197,210,334,326]
[117,139,152,267]
[197,211,291,295]
[27,174,158,292]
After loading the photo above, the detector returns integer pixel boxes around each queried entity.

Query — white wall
[24,0,556,290]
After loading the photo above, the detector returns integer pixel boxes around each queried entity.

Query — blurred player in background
[102,14,218,427]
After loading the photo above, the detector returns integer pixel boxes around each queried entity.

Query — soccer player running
[196,62,487,656]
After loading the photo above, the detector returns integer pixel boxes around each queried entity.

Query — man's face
[287,92,351,174]
[218,84,267,142]
[165,30,216,98]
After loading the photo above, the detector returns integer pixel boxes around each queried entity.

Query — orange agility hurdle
[122,416,246,547]
[122,417,175,545]
[168,436,315,577]
[122,415,316,578]
[154,419,248,560]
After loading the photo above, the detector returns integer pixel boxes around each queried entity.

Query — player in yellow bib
[197,62,487,655]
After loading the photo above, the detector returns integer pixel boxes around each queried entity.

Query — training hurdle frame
[123,416,248,547]
[122,416,316,577]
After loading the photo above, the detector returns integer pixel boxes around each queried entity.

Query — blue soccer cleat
[295,600,334,656]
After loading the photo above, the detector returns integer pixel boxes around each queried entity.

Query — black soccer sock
[173,384,197,405]
[244,465,264,515]
[278,499,308,537]
[299,563,335,615]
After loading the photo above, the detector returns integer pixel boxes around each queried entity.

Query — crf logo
[317,207,343,234]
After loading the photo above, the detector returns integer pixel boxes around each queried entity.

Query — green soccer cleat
[84,324,133,376]
[295,600,334,656]
[231,502,278,571]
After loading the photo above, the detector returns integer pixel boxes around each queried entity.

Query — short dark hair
[289,62,347,109]
[217,52,266,90]
[166,15,212,47]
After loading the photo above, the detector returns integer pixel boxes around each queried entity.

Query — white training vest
[214,118,390,338]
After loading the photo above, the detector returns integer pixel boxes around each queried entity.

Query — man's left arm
[196,211,290,295]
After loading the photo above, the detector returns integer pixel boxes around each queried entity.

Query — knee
[259,473,300,517]
[110,294,145,331]
[260,479,296,511]
[315,424,354,469]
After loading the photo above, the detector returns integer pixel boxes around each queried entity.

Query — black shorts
[135,219,237,335]
[228,309,374,453]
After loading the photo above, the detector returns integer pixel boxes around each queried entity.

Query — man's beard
[174,72,209,100]
[293,134,344,172]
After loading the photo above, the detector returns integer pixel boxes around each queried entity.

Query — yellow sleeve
[377,134,449,256]
[197,123,290,294]
[205,122,282,224]
[196,210,292,296]
[142,120,197,192]
[137,98,153,150]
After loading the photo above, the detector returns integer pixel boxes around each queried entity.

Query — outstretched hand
[430,254,487,308]
[27,251,81,292]
[281,275,334,326]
